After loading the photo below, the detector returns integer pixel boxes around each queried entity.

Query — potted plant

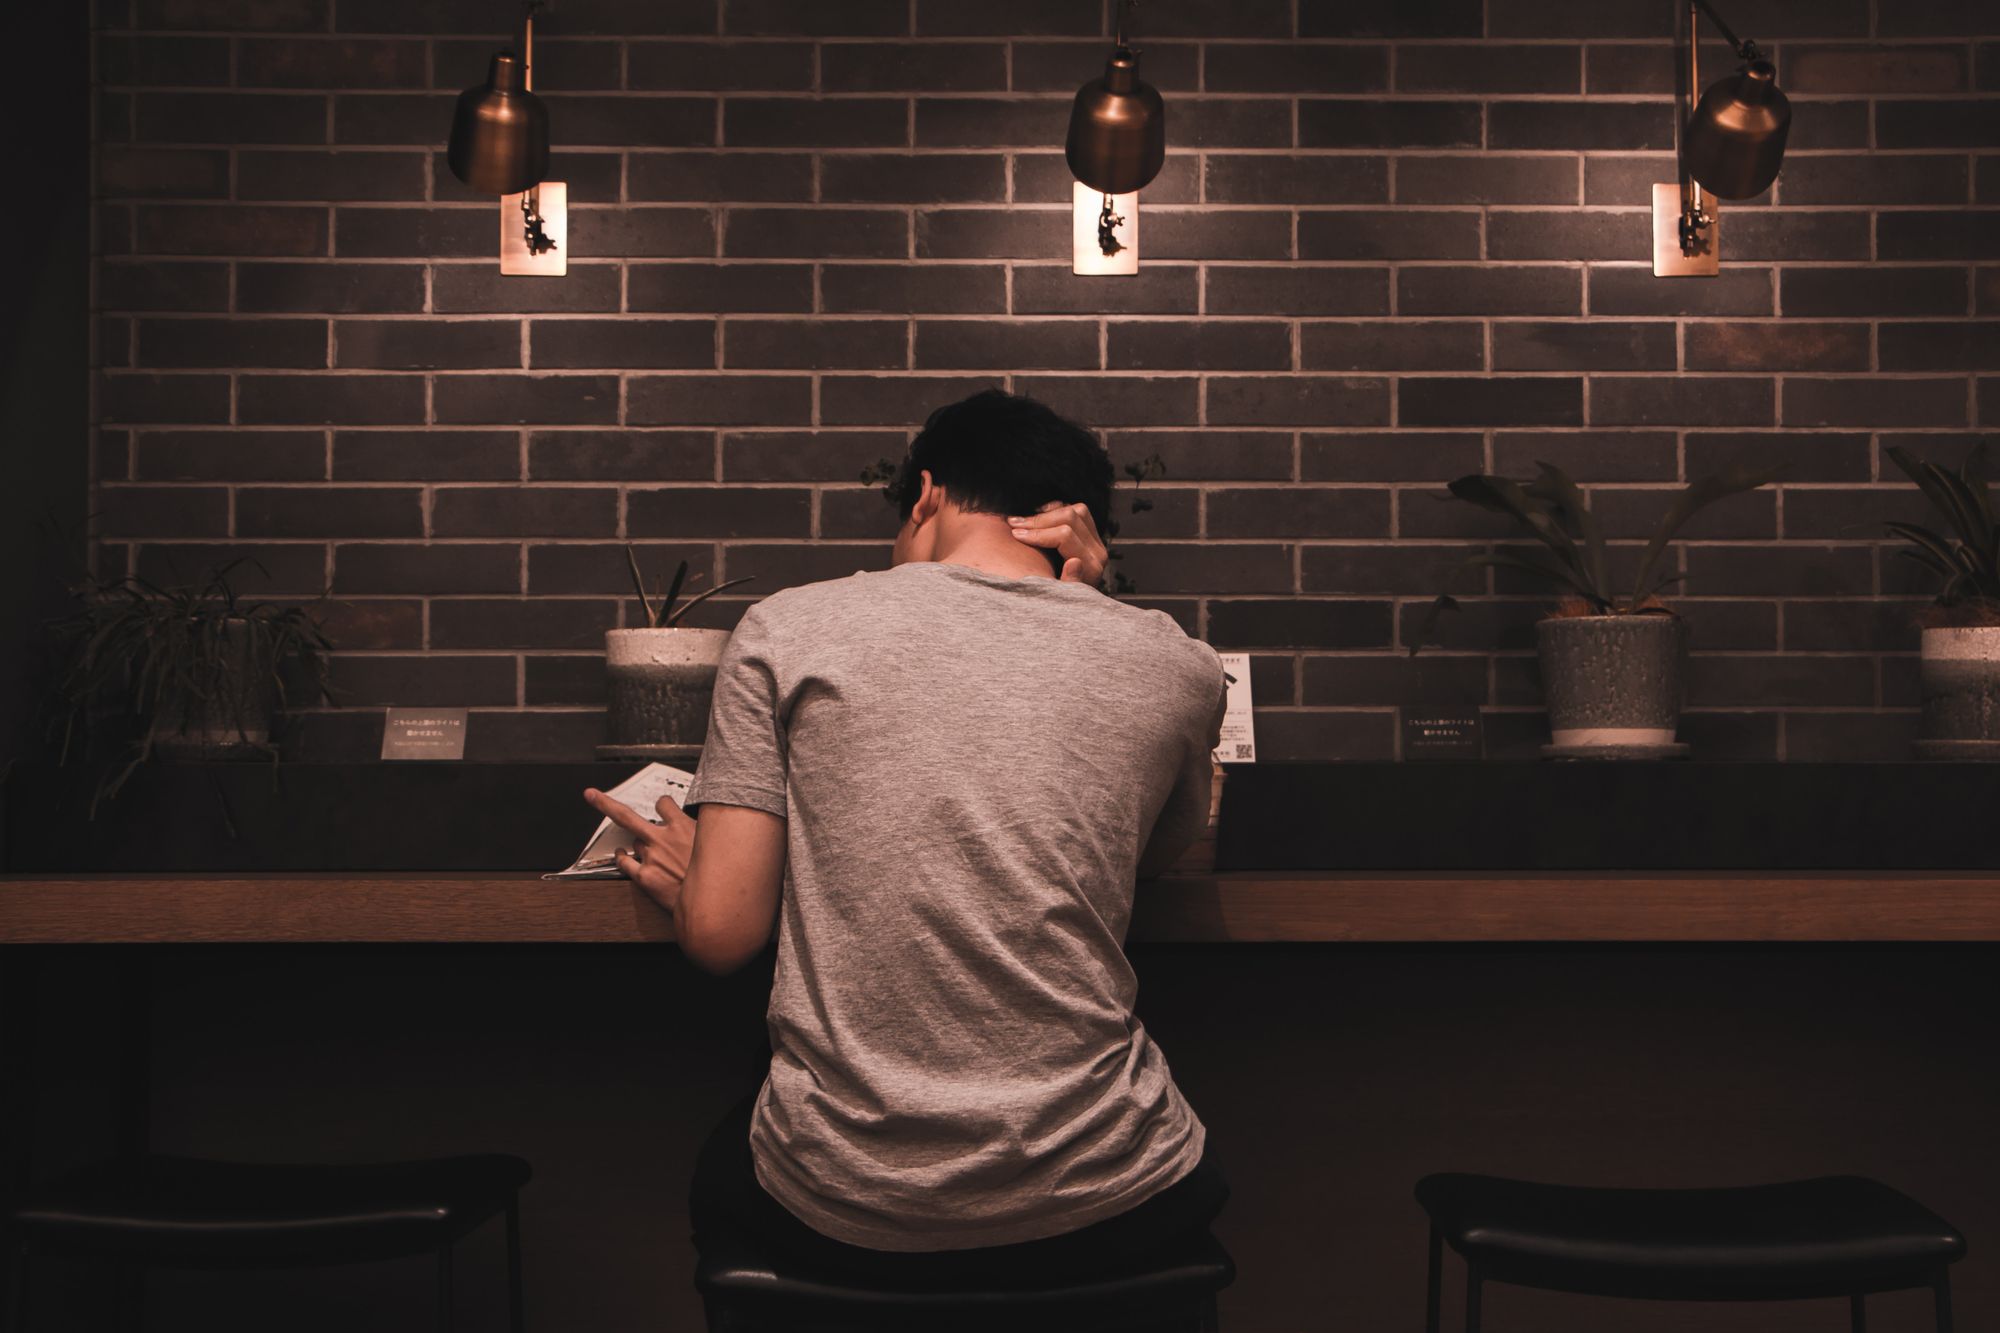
[1883,442,2000,759]
[602,550,753,758]
[49,561,333,805]
[1413,462,1772,758]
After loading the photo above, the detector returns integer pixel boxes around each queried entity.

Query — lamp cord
[1678,0,1765,255]
[1679,0,1712,250]
[1689,0,1760,62]
[1113,0,1138,51]
[519,0,554,256]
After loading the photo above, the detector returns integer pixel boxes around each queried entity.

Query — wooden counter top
[5,871,2000,944]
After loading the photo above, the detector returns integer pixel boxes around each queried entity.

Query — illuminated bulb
[1072,181,1138,277]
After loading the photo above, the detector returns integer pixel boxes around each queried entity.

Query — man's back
[685,559,1227,1252]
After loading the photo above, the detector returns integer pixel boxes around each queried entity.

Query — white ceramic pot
[603,627,730,750]
[1915,625,2000,759]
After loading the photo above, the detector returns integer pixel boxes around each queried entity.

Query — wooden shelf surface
[5,871,2000,944]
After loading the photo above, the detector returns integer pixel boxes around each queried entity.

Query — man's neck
[929,518,1057,580]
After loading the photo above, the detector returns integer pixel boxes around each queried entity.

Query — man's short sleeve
[683,605,788,820]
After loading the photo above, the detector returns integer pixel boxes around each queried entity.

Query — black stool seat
[1416,1173,1966,1303]
[12,1153,532,1268]
[696,1230,1235,1332]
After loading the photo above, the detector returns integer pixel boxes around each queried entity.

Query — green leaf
[1442,474,1582,572]
[1408,548,1605,656]
[662,576,756,628]
[1524,462,1608,606]
[1631,465,1778,607]
[624,545,656,628]
[1959,440,1991,516]
[1889,443,2000,603]
[1409,593,1460,658]
[1889,446,1984,550]
[1950,442,1997,566]
[661,560,690,629]
[1895,545,1955,582]
[1926,461,1992,563]
[1487,543,1607,606]
[1885,521,1979,581]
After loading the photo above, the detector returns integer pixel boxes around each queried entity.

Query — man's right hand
[1007,502,1109,585]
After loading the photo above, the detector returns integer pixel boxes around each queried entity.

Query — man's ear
[912,469,944,525]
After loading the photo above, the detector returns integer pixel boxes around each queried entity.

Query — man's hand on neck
[930,511,1061,580]
[892,474,1105,584]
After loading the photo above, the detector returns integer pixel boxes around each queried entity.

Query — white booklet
[543,762,696,880]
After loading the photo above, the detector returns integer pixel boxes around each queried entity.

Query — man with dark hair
[587,389,1228,1284]
[885,388,1116,580]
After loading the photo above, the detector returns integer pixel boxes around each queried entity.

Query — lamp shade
[1065,49,1165,195]
[446,53,549,195]
[1683,59,1790,200]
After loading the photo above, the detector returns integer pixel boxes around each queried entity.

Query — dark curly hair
[886,391,1114,565]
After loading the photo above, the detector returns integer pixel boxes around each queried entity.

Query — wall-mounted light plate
[501,180,567,276]
[1072,180,1138,276]
[1652,182,1718,277]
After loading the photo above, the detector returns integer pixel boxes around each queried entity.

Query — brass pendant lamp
[446,2,550,196]
[1066,0,1164,257]
[1673,0,1790,258]
[1684,55,1790,201]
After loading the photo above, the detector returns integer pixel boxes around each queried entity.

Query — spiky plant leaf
[659,560,691,630]
[1885,522,1980,580]
[624,546,657,628]
[663,576,757,627]
[1408,549,1605,655]
[1442,474,1583,575]
[1630,465,1779,607]
[1523,462,1609,607]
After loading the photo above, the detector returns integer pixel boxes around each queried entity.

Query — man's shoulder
[1074,595,1224,694]
[734,569,894,633]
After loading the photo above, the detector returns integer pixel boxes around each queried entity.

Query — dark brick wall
[92,0,2000,761]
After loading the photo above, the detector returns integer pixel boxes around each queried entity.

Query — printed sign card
[380,708,469,761]
[1213,651,1256,764]
[1401,707,1484,761]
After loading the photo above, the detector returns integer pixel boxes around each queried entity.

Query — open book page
[543,763,696,880]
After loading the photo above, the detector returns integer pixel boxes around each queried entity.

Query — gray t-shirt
[684,559,1227,1252]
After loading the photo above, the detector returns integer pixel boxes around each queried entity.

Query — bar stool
[6,1153,530,1332]
[1416,1173,1965,1333]
[695,1228,1235,1332]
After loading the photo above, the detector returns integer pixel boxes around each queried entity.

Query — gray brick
[1402,377,1584,427]
[1592,376,1775,426]
[1302,321,1485,372]
[1400,266,1582,317]
[1298,211,1481,261]
[1492,321,1676,371]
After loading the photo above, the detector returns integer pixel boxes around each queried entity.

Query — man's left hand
[583,787,695,915]
[1007,501,1109,585]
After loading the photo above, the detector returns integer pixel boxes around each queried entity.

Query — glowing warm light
[501,180,567,276]
[1072,180,1138,276]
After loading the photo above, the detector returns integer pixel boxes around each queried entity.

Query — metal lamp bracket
[1653,0,1756,277]
[501,1,564,276]
[1652,182,1717,277]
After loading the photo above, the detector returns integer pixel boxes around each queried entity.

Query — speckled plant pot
[1536,614,1688,752]
[1915,626,2000,760]
[603,627,729,752]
